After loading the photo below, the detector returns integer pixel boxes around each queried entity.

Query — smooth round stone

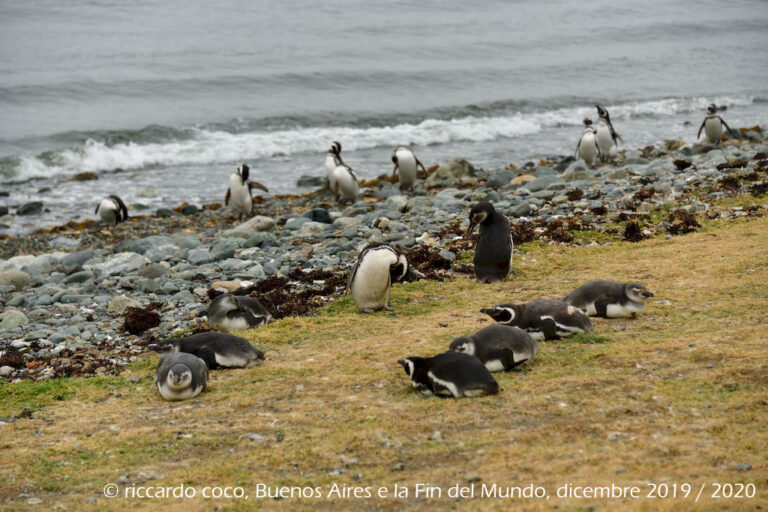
[63,270,94,284]
[156,208,174,217]
[0,310,29,329]
[35,295,53,306]
[303,208,332,224]
[7,295,26,307]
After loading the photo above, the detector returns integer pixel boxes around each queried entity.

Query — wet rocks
[17,202,44,216]
[0,310,29,329]
[123,306,160,334]
[220,216,277,238]
[0,269,32,290]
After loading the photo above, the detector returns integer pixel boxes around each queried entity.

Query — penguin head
[167,364,192,389]
[467,202,496,235]
[596,104,608,119]
[480,305,518,325]
[148,339,181,354]
[583,118,593,127]
[236,164,250,183]
[397,357,425,378]
[331,141,341,155]
[707,104,717,115]
[213,293,242,314]
[449,336,476,356]
[625,283,654,302]
[391,154,398,164]
[389,254,409,283]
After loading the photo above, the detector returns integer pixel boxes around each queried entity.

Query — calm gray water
[1,0,767,232]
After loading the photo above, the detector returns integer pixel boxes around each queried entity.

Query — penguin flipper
[225,189,231,206]
[697,119,706,139]
[109,195,129,223]
[575,138,582,157]
[392,162,399,179]
[539,317,559,340]
[719,117,732,134]
[193,348,219,370]
[416,158,427,173]
[594,299,609,318]
[501,348,526,371]
[249,181,269,193]
[240,306,266,328]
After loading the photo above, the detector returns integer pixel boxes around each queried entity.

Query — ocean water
[1,0,767,233]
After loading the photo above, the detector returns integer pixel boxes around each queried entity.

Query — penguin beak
[479,308,494,315]
[465,221,477,239]
[642,291,654,298]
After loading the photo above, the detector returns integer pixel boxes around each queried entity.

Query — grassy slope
[1,215,767,511]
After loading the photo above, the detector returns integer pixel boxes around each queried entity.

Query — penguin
[576,118,601,168]
[155,352,208,401]
[95,195,128,225]
[467,201,513,283]
[397,351,499,398]
[333,161,360,204]
[480,299,593,341]
[149,332,264,369]
[325,141,342,191]
[595,104,621,160]
[348,243,408,312]
[392,145,426,190]
[563,280,654,318]
[449,324,538,372]
[697,104,732,145]
[225,164,269,220]
[207,293,272,332]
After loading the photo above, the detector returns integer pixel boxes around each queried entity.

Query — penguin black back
[398,351,499,398]
[150,332,265,369]
[467,202,513,283]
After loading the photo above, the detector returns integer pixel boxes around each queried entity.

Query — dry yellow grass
[1,216,767,511]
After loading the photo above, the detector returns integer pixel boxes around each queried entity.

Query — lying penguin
[95,195,129,225]
[563,280,654,318]
[449,324,538,372]
[467,201,513,283]
[348,243,408,312]
[398,352,499,398]
[149,332,264,369]
[481,299,593,341]
[207,293,272,332]
[155,352,208,401]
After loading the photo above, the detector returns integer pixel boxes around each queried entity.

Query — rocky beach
[1,127,767,384]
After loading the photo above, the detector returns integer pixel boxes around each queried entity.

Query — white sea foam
[4,95,756,180]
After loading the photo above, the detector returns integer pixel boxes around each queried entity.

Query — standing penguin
[697,104,732,145]
[207,293,272,332]
[333,161,360,204]
[563,280,654,318]
[155,352,208,401]
[392,145,426,190]
[95,195,129,225]
[576,118,601,168]
[225,164,269,219]
[325,141,342,191]
[348,243,408,312]
[449,324,538,372]
[149,332,264,369]
[480,299,593,341]
[467,202,513,283]
[595,104,621,160]
[398,352,499,398]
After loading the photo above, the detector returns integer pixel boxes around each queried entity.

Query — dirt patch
[667,209,701,235]
[716,158,748,170]
[622,221,645,242]
[404,246,454,281]
[717,175,741,191]
[565,188,583,201]
[673,159,693,171]
[122,306,161,334]
[510,223,537,244]
[0,349,25,368]
[750,181,768,197]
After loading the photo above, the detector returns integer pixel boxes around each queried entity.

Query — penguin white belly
[578,133,598,166]
[334,166,359,202]
[157,383,204,401]
[217,315,250,332]
[214,352,252,368]
[325,155,337,188]
[595,125,614,156]
[98,200,117,224]
[704,117,722,143]
[485,360,505,372]
[462,388,489,398]
[229,176,252,216]
[350,252,394,310]
[541,315,584,336]
[395,150,417,188]
[528,331,546,341]
[605,302,643,318]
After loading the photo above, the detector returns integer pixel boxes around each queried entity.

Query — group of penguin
[577,103,733,167]
[151,195,654,401]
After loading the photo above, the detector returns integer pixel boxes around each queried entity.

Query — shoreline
[1,129,767,383]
